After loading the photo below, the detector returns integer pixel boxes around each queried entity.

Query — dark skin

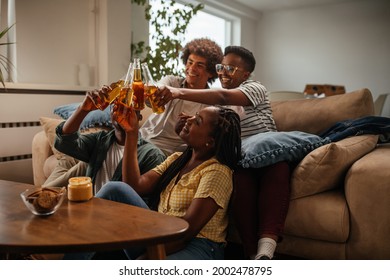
[155,52,278,243]
[113,104,223,255]
[158,53,252,128]
[61,85,141,143]
[156,53,251,107]
[63,51,213,137]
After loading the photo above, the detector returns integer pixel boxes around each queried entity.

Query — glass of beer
[114,99,134,127]
[132,58,145,111]
[141,62,165,114]
[93,62,133,110]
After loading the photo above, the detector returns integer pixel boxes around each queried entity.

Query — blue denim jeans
[320,116,390,142]
[63,181,224,260]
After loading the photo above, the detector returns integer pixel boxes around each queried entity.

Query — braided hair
[209,106,242,170]
[149,106,241,210]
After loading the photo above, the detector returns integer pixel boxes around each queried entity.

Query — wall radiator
[0,87,85,184]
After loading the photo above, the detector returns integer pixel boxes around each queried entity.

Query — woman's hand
[112,101,139,135]
[174,112,192,135]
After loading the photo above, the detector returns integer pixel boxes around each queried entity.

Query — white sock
[254,237,277,260]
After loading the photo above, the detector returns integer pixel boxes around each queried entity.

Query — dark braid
[149,106,241,210]
[211,106,242,170]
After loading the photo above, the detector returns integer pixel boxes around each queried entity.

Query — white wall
[0,85,86,184]
[14,0,91,86]
[7,0,132,87]
[254,0,390,116]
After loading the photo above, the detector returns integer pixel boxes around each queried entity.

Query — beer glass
[132,58,145,111]
[93,62,133,110]
[141,62,165,114]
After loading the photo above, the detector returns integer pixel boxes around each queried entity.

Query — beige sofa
[32,89,390,259]
[266,88,390,259]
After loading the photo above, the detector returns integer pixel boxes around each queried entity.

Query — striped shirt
[153,153,233,243]
[238,80,277,138]
[140,76,209,155]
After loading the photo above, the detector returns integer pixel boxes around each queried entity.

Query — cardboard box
[304,84,345,97]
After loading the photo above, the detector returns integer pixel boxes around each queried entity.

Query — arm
[62,86,111,134]
[164,165,232,254]
[113,103,161,196]
[158,86,252,106]
[164,197,220,254]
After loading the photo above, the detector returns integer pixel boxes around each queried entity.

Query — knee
[96,181,130,199]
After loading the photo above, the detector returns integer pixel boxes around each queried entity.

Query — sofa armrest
[345,144,390,259]
[32,130,53,186]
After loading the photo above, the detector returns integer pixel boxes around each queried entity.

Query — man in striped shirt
[159,45,277,139]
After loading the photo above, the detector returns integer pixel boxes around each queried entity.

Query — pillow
[291,134,379,199]
[39,117,65,159]
[239,131,331,168]
[53,103,113,130]
[39,117,113,160]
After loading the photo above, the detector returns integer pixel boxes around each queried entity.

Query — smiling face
[184,54,213,89]
[218,53,250,89]
[179,107,219,150]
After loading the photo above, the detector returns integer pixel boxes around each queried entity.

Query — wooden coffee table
[0,180,189,259]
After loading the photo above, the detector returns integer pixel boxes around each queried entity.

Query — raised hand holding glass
[142,62,165,114]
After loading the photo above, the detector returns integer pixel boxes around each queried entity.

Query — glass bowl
[20,187,66,216]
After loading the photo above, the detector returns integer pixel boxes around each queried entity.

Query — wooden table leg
[147,244,166,260]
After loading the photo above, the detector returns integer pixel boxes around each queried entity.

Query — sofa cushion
[271,88,374,134]
[53,103,113,130]
[284,190,350,243]
[344,144,390,258]
[39,117,65,159]
[239,131,330,168]
[291,134,379,199]
[40,117,113,160]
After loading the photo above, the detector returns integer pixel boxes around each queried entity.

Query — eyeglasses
[215,64,239,75]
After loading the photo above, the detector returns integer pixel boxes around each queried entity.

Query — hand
[112,102,139,135]
[85,85,112,111]
[175,112,192,135]
[156,86,180,106]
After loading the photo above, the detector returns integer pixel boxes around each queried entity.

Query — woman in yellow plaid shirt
[69,105,242,260]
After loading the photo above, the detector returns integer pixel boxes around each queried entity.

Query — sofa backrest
[271,88,374,135]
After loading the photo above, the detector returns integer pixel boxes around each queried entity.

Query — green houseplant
[131,0,204,81]
[0,24,15,88]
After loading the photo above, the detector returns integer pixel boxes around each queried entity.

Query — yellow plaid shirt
[153,152,233,243]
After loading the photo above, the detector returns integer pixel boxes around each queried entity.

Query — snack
[26,188,65,214]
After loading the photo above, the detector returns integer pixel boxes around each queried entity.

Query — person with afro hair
[139,38,224,155]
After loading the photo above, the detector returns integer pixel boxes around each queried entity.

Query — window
[184,10,230,50]
[149,1,233,87]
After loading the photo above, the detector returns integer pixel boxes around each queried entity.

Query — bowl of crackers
[21,187,66,216]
